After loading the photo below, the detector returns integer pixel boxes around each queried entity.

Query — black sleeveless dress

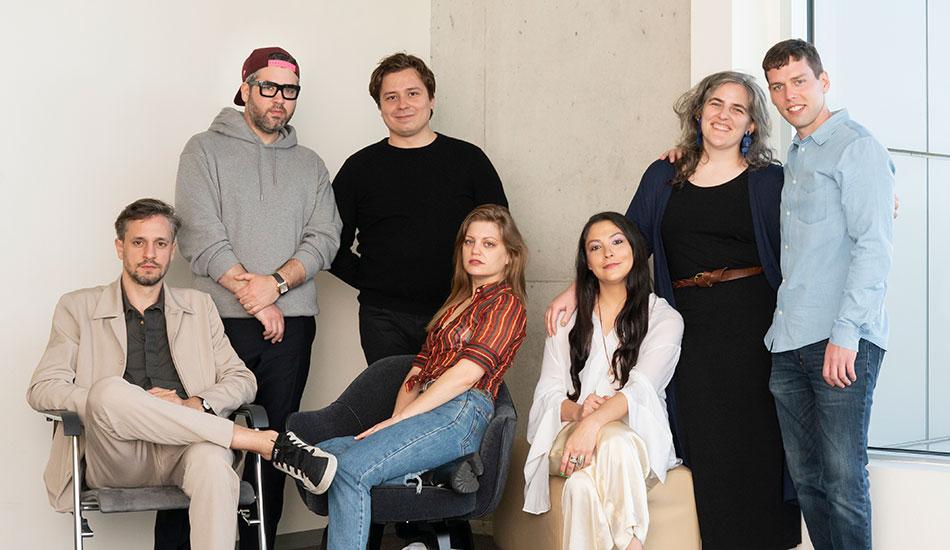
[661,171,800,550]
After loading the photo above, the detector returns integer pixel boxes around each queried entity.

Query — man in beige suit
[26,199,331,550]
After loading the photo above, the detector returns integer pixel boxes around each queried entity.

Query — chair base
[320,520,476,550]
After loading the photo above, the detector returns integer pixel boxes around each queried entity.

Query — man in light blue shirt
[762,39,894,550]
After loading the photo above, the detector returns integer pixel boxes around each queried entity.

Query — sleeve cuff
[411,353,428,369]
[292,250,320,281]
[207,250,241,282]
[830,321,860,351]
[459,344,500,375]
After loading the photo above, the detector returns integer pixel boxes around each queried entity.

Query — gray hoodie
[175,108,341,318]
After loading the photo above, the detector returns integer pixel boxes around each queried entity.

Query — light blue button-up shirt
[765,110,894,353]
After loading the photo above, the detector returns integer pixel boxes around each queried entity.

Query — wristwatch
[272,272,289,295]
[201,398,216,415]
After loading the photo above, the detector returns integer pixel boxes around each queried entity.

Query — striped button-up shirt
[407,281,527,398]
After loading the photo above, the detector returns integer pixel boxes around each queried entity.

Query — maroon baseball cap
[234,47,300,106]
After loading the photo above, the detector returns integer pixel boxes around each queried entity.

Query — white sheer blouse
[523,294,684,514]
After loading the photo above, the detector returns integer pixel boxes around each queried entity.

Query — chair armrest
[422,452,483,494]
[232,404,269,429]
[41,409,82,437]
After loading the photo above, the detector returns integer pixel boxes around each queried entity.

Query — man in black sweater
[331,53,508,365]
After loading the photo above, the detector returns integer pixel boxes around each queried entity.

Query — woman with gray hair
[546,71,800,548]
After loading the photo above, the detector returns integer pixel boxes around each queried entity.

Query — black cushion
[286,355,518,523]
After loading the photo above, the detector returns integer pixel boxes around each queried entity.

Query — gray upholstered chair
[41,404,269,549]
[286,354,518,550]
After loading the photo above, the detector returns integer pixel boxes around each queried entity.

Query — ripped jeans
[317,389,493,550]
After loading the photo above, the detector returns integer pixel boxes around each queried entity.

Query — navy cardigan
[624,159,796,502]
[624,159,784,305]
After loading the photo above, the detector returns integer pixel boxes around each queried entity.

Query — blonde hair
[426,204,528,331]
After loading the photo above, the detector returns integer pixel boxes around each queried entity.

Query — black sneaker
[271,431,337,495]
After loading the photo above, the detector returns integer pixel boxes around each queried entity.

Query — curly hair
[670,71,774,186]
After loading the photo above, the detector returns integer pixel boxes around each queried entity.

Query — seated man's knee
[182,443,240,491]
[86,376,135,419]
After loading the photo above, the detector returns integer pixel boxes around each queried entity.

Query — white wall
[0,2,429,548]
[691,0,806,160]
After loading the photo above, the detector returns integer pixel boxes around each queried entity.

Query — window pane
[929,157,950,439]
[869,153,927,446]
[815,0,927,151]
[930,2,950,154]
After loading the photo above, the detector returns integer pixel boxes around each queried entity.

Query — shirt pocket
[796,176,830,224]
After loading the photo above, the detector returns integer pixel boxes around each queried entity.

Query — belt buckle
[693,271,713,287]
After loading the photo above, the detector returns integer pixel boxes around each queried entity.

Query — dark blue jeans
[769,339,883,550]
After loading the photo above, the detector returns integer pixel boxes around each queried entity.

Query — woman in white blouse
[524,212,684,550]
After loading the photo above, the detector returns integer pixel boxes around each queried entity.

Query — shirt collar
[472,280,509,301]
[793,109,849,147]
[121,284,165,315]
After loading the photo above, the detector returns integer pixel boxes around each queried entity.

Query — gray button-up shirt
[765,110,894,353]
[121,288,187,398]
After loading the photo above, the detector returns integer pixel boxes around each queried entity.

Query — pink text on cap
[268,59,297,72]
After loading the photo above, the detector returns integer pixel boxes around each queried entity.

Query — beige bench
[493,438,701,549]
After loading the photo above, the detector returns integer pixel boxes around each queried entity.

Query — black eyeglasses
[250,80,301,100]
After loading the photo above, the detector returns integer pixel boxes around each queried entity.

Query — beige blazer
[27,278,257,512]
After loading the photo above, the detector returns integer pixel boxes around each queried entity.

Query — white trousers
[561,421,651,550]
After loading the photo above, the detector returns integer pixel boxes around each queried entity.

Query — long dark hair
[567,212,652,401]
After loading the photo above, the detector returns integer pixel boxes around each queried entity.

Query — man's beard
[248,101,291,135]
[126,263,165,287]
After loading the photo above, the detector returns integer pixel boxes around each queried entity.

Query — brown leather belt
[672,266,764,289]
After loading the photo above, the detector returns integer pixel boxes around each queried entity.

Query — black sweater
[330,134,508,316]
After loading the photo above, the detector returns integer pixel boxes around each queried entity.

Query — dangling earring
[695,117,703,147]
[740,131,752,156]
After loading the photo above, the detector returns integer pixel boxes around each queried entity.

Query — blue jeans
[318,389,493,550]
[770,339,883,550]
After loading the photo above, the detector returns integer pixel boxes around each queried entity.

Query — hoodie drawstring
[256,144,279,201]
[257,143,264,201]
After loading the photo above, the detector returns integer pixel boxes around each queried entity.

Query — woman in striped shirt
[273,204,528,550]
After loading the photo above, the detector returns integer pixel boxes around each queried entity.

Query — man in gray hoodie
[175,47,341,549]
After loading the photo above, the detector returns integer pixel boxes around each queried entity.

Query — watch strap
[272,272,289,295]
[201,398,216,415]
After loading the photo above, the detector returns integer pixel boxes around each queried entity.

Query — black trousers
[358,304,429,366]
[228,315,315,550]
[151,316,314,550]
